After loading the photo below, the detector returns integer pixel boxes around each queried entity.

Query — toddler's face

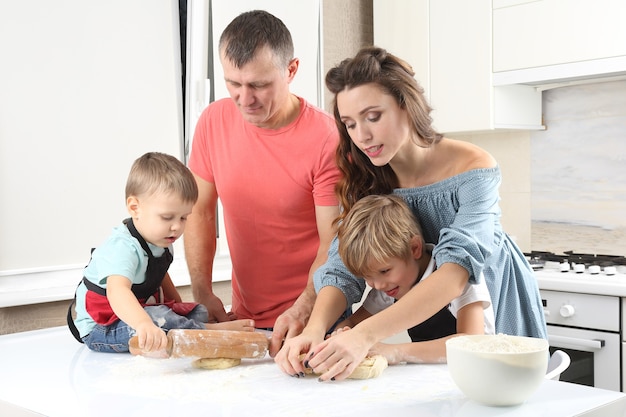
[129,192,194,248]
[362,256,420,300]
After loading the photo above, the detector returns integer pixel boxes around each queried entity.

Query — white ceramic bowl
[446,334,549,406]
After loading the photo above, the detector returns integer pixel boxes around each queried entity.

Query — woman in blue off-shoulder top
[274,46,547,381]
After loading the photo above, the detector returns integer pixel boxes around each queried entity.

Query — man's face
[221,46,293,129]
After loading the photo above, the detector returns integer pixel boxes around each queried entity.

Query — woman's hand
[274,328,324,377]
[327,328,405,365]
[306,327,372,381]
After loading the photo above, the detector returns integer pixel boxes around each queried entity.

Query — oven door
[547,325,621,392]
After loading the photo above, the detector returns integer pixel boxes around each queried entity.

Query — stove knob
[559,262,570,272]
[588,265,601,275]
[573,263,585,274]
[604,266,617,276]
[560,304,575,318]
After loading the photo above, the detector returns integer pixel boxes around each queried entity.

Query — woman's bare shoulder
[440,138,497,172]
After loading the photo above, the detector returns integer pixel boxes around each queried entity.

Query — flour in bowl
[451,334,545,353]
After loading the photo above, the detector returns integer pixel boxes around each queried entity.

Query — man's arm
[269,204,339,356]
[184,174,231,322]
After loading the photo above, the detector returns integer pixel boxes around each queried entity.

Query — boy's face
[362,256,420,300]
[126,192,194,248]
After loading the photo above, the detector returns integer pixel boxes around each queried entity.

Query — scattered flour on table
[77,355,463,416]
[96,355,257,402]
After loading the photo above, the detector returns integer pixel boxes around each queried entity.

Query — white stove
[526,251,625,392]
[528,251,626,296]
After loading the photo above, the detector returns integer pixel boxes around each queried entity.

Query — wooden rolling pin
[129,329,269,359]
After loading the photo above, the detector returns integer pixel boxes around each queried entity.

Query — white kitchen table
[1,327,625,417]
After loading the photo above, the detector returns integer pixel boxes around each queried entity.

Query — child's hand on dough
[326,326,351,339]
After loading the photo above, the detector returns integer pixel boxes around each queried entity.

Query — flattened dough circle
[192,357,241,370]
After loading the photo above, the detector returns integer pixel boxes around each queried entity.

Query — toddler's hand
[208,319,255,332]
[134,322,168,352]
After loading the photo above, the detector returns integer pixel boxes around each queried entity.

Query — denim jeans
[83,304,208,353]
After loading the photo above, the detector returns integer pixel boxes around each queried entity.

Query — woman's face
[336,83,412,166]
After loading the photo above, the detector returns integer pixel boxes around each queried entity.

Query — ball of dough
[347,354,388,379]
[192,357,241,370]
[299,354,388,379]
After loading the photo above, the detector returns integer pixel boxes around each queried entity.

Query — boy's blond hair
[338,194,423,277]
[125,152,198,203]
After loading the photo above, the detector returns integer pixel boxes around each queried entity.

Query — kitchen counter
[1,327,625,417]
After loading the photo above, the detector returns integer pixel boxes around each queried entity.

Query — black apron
[67,218,173,343]
[407,305,457,342]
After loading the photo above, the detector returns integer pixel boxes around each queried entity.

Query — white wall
[0,1,183,304]
[449,130,532,252]
[0,0,323,307]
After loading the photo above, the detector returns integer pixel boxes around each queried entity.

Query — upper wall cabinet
[374,0,543,134]
[493,0,626,85]
[373,0,429,96]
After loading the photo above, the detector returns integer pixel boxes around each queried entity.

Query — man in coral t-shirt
[185,10,340,357]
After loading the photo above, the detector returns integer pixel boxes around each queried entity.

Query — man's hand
[269,302,310,357]
[203,292,234,323]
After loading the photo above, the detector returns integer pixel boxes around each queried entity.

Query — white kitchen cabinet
[374,0,543,134]
[493,0,626,85]
[494,0,626,73]
[373,0,429,97]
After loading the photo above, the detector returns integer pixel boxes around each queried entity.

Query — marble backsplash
[530,80,626,256]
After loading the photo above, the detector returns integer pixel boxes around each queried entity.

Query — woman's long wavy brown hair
[325,46,443,224]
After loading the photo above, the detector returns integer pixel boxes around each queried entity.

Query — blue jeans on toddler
[83,304,208,353]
